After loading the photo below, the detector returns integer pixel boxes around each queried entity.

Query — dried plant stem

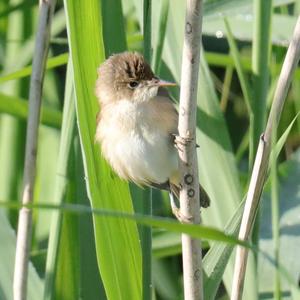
[178,1,203,299]
[231,16,300,300]
[13,1,56,299]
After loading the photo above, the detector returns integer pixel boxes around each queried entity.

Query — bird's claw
[173,134,194,152]
[172,207,193,223]
[169,192,193,223]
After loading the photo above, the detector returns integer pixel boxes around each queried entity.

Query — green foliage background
[0,0,300,299]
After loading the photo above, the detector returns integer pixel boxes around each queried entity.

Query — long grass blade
[75,139,106,300]
[152,0,169,73]
[223,18,252,117]
[63,0,142,298]
[251,0,273,167]
[0,201,252,248]
[223,17,254,166]
[43,60,76,300]
[101,0,127,55]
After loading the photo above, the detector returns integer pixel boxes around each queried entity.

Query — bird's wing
[155,88,179,136]
[158,88,200,148]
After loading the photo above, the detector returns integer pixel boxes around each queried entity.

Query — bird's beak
[158,79,177,87]
[151,78,177,87]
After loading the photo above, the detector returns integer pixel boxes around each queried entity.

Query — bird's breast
[96,99,178,185]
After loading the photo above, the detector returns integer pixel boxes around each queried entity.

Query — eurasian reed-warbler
[95,52,210,218]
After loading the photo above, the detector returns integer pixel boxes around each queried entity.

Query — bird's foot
[173,134,194,152]
[169,192,193,223]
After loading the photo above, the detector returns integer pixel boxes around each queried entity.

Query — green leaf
[101,0,127,55]
[0,92,62,128]
[63,0,142,299]
[203,0,293,19]
[0,202,251,249]
[0,53,68,83]
[203,14,297,47]
[44,60,76,300]
[75,139,106,300]
[53,212,80,300]
[223,16,254,165]
[204,51,300,80]
[223,17,252,114]
[152,0,169,73]
[272,113,300,160]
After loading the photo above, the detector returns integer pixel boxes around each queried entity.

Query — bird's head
[96,52,176,105]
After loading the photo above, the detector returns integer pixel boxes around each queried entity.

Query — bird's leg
[173,134,194,152]
[169,192,192,223]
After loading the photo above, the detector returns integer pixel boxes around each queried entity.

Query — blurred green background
[0,0,300,299]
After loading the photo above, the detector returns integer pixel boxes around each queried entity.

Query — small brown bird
[95,52,209,218]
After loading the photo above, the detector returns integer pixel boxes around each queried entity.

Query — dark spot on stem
[194,269,201,281]
[184,174,193,185]
[188,188,195,198]
[186,22,192,34]
[31,148,37,158]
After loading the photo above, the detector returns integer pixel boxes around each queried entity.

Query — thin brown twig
[231,15,300,300]
[178,1,204,299]
[13,1,56,299]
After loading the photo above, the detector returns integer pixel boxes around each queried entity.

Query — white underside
[98,99,178,184]
[113,128,178,184]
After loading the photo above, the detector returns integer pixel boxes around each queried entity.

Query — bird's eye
[128,81,139,89]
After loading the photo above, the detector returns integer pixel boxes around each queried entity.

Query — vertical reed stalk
[142,2,152,300]
[231,16,300,300]
[178,1,203,299]
[13,1,56,299]
[251,0,273,253]
[250,0,272,167]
